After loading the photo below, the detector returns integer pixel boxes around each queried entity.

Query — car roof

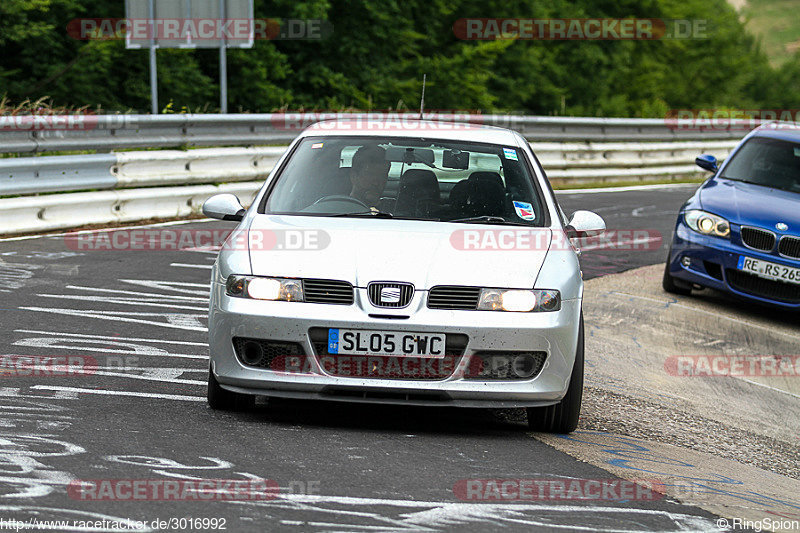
[299,119,521,145]
[750,122,800,143]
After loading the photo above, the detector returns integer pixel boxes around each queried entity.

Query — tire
[207,368,255,411]
[527,313,584,433]
[662,259,692,296]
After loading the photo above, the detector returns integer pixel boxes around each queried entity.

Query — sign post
[219,0,227,113]
[148,0,158,114]
[125,0,254,114]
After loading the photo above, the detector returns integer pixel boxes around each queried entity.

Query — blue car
[664,124,800,309]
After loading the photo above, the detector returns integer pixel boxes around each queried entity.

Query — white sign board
[125,0,254,49]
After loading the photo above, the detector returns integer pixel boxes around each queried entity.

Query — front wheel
[207,368,255,411]
[527,313,584,433]
[662,258,692,296]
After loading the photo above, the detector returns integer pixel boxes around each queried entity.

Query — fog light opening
[512,354,537,379]
[241,341,265,366]
[681,256,692,268]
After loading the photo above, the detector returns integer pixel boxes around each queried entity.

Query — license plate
[738,256,800,285]
[327,329,446,358]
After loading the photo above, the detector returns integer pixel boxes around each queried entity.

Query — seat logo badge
[380,287,401,304]
[776,222,788,231]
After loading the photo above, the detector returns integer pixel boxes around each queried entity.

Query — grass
[550,176,706,190]
[735,0,800,66]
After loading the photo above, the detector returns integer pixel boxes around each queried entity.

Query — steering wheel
[312,195,370,209]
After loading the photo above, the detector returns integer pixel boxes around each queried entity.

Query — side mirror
[567,210,605,238]
[695,154,718,172]
[202,194,246,221]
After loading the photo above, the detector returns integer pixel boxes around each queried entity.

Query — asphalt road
[0,183,733,532]
[556,184,698,279]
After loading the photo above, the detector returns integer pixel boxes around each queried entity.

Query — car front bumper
[208,282,583,408]
[668,221,800,310]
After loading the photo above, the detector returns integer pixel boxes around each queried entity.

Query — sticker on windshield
[794,147,800,157]
[513,201,536,220]
[503,147,518,161]
[311,142,324,149]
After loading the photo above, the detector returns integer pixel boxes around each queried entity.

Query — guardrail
[0,113,746,155]
[0,113,747,236]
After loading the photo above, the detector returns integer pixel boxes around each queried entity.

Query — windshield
[263,136,547,226]
[721,136,800,193]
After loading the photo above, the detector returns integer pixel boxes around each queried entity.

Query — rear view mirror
[443,149,470,170]
[567,210,605,238]
[203,194,246,222]
[385,146,435,166]
[695,154,718,172]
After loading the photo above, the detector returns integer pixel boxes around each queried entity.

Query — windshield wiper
[445,215,530,226]
[330,210,394,218]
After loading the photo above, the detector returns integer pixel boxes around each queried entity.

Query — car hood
[246,215,552,289]
[699,179,800,230]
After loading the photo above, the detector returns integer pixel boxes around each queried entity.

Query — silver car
[202,119,605,433]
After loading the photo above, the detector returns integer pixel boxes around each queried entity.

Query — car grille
[233,337,306,369]
[367,282,414,308]
[726,269,800,304]
[309,328,468,380]
[779,236,800,259]
[740,226,776,252]
[427,286,482,310]
[302,279,354,305]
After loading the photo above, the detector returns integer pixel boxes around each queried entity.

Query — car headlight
[226,275,304,302]
[684,210,730,238]
[477,289,561,312]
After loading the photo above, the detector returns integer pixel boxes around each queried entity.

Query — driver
[350,145,390,207]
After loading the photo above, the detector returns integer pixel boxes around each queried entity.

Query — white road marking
[557,183,700,194]
[0,218,215,242]
[63,285,208,302]
[35,294,208,312]
[19,308,207,332]
[183,247,221,254]
[227,493,716,532]
[170,263,214,269]
[630,205,656,217]
[119,279,210,296]
[10,338,206,358]
[14,330,207,347]
[90,370,205,385]
[580,237,661,252]
[88,366,206,373]
[31,386,206,402]
[740,378,800,400]
[609,291,800,340]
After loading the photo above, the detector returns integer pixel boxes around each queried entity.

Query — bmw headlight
[684,210,730,238]
[477,289,561,312]
[226,275,304,302]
